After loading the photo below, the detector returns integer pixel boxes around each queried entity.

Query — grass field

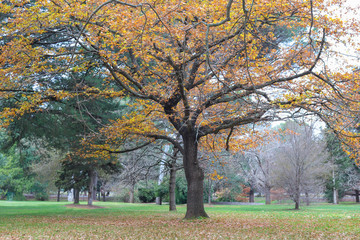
[1,201,360,239]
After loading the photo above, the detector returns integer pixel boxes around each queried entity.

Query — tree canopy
[0,0,359,218]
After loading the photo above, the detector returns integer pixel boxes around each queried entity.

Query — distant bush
[13,192,26,201]
[138,188,156,203]
[215,185,247,202]
[31,182,49,201]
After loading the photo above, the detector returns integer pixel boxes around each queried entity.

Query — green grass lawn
[1,201,360,239]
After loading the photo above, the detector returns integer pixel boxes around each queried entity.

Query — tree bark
[265,186,271,205]
[355,190,359,203]
[57,188,60,202]
[294,192,300,210]
[333,168,338,204]
[169,165,177,211]
[93,171,98,201]
[129,184,135,203]
[249,188,255,203]
[333,188,338,204]
[182,132,208,219]
[295,199,300,210]
[88,169,96,206]
[305,191,310,206]
[208,178,212,205]
[73,188,80,204]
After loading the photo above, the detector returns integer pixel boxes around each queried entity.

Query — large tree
[0,0,357,218]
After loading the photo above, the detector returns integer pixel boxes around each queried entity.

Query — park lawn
[0,201,360,239]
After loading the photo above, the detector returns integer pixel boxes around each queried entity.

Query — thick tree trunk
[295,200,300,210]
[294,193,300,210]
[249,188,255,203]
[169,166,177,211]
[355,190,359,203]
[183,133,208,219]
[88,169,96,206]
[73,188,80,204]
[265,186,271,205]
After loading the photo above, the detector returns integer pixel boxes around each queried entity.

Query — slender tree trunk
[57,188,60,202]
[73,188,80,204]
[182,132,208,219]
[294,192,300,210]
[355,190,359,203]
[294,169,301,210]
[208,178,212,205]
[265,186,271,205]
[333,188,338,204]
[129,184,135,203]
[93,171,98,201]
[333,168,338,204]
[169,165,177,211]
[249,188,255,203]
[305,191,310,206]
[100,187,105,201]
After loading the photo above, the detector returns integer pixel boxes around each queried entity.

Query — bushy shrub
[13,192,26,201]
[138,188,156,203]
[215,185,246,202]
[31,182,49,201]
[35,191,49,201]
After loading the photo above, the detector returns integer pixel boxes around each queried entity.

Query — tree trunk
[295,199,300,210]
[88,169,96,206]
[129,184,135,203]
[294,193,300,210]
[93,171,98,201]
[182,132,208,219]
[169,165,177,211]
[333,188,338,204]
[57,188,60,202]
[265,186,271,205]
[100,187,105,201]
[355,190,359,203]
[249,188,255,203]
[305,191,310,206]
[333,168,338,204]
[208,178,212,205]
[73,188,80,204]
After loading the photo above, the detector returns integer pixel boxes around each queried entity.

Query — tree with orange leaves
[0,0,359,218]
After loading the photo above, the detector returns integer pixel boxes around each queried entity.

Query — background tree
[273,121,331,210]
[325,131,360,203]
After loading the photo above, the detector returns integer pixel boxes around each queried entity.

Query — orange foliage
[0,0,359,163]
